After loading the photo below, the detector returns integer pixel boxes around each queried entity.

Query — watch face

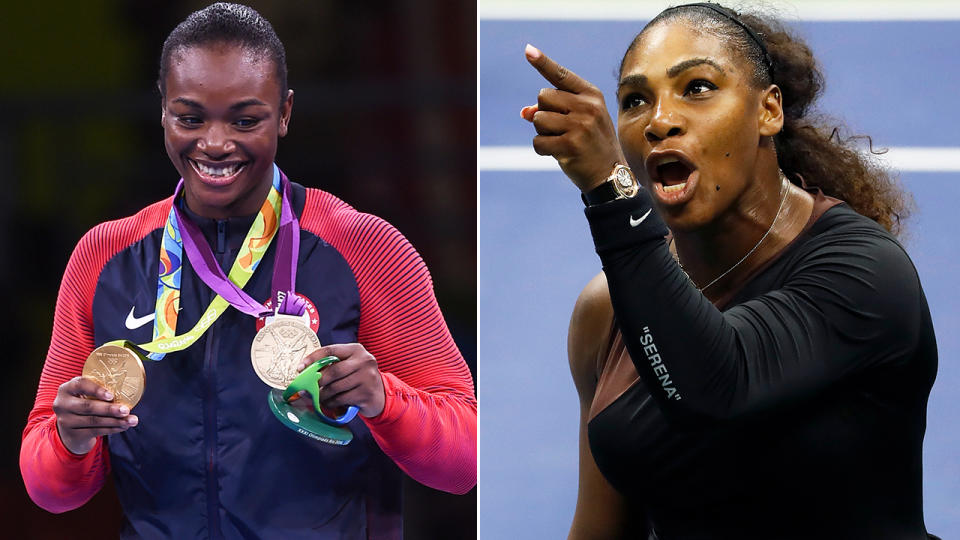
[612,165,638,198]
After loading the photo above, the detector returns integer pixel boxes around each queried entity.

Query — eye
[176,115,202,127]
[234,117,261,129]
[685,79,717,96]
[621,93,648,111]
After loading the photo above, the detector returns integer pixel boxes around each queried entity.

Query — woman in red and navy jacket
[19,4,476,538]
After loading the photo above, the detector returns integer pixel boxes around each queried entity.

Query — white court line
[479,146,960,173]
[478,0,960,21]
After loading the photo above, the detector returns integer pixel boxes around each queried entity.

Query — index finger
[66,376,115,401]
[298,343,357,372]
[525,44,590,93]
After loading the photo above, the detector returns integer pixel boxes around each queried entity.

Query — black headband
[663,2,774,77]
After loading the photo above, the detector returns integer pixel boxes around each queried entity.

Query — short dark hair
[157,2,287,102]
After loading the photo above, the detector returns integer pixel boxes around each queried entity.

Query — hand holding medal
[266,343,385,446]
[296,344,386,419]
[53,373,140,455]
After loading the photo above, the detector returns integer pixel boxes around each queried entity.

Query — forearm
[584,192,726,421]
[364,371,477,494]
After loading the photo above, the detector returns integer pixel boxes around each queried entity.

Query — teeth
[658,156,679,166]
[194,160,242,177]
[663,183,686,193]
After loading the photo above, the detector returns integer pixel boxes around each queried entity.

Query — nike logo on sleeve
[630,208,653,227]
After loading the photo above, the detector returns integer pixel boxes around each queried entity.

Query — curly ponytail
[625,4,911,235]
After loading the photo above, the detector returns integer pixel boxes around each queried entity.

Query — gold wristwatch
[582,164,639,205]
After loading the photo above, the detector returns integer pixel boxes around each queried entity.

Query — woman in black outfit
[522,3,938,539]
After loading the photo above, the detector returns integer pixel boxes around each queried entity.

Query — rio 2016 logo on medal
[255,292,319,333]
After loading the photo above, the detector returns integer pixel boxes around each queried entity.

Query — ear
[278,89,294,138]
[159,88,167,127]
[757,84,783,137]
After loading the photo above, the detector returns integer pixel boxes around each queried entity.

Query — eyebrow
[170,97,269,110]
[618,57,725,92]
[667,57,724,78]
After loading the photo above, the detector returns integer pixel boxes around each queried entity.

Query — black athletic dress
[584,188,938,539]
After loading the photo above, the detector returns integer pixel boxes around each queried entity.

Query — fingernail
[103,392,114,401]
[119,406,129,416]
[525,44,541,61]
[520,106,530,118]
[128,415,138,426]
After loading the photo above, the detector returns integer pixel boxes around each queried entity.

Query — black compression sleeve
[585,191,924,425]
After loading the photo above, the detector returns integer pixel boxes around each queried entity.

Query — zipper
[203,219,228,537]
[202,323,221,538]
[216,220,226,253]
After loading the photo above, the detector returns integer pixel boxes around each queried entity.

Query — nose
[196,123,236,157]
[644,99,685,143]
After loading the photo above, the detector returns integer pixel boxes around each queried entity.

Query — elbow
[647,388,745,429]
[415,440,478,495]
[19,429,100,514]
[25,490,83,514]
[20,460,90,514]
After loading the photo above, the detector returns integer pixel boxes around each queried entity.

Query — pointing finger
[520,104,538,122]
[525,44,591,94]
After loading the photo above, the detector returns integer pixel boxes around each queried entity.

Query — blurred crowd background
[0,1,476,536]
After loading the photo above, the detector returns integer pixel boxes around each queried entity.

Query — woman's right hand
[521,44,626,193]
[53,376,138,455]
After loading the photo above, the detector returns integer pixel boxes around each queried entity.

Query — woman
[523,3,936,538]
[20,3,476,538]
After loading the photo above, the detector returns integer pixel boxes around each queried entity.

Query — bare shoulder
[567,271,614,399]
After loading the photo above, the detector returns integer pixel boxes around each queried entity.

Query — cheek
[617,118,650,179]
[163,132,183,171]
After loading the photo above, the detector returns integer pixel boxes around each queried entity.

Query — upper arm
[567,273,648,539]
[337,211,474,398]
[717,232,923,412]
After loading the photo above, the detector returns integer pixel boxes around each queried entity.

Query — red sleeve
[20,200,170,512]
[301,190,477,495]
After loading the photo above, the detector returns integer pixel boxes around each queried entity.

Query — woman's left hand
[298,343,386,418]
[521,44,625,192]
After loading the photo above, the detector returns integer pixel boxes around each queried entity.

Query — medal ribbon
[112,164,303,359]
[175,166,303,320]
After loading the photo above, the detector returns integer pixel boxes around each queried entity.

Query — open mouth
[657,158,694,193]
[188,159,247,185]
[646,152,699,205]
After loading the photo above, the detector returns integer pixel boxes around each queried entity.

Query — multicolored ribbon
[113,164,300,359]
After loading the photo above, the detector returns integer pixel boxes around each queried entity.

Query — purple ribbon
[173,170,305,318]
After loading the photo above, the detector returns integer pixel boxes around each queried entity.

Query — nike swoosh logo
[125,306,155,330]
[629,208,653,227]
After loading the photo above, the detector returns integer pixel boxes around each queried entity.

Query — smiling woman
[18,3,476,538]
[523,2,938,539]
[161,43,291,219]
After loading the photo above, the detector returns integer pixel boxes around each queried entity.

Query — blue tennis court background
[479,18,960,539]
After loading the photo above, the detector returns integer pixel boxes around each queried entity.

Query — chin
[657,200,714,233]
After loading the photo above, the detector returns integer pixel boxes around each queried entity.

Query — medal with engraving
[82,344,146,409]
[251,315,322,389]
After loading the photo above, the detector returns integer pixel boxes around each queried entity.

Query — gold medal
[82,344,146,409]
[250,315,321,389]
